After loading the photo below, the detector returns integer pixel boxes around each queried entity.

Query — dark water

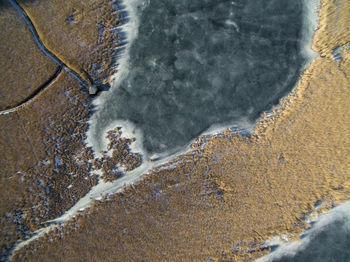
[94,0,306,155]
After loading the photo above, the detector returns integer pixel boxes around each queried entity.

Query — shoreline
[9,0,323,255]
[87,0,320,161]
[256,200,350,261]
[84,0,321,187]
[85,0,142,157]
[6,0,350,260]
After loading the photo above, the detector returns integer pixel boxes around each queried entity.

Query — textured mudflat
[9,0,350,261]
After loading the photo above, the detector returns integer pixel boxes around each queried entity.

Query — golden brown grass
[0,0,122,256]
[19,0,122,86]
[0,3,57,110]
[11,0,350,261]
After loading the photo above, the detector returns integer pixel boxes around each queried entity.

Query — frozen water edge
[9,0,322,258]
[66,0,322,232]
[262,0,320,119]
[85,0,143,158]
[87,0,321,160]
[301,0,320,62]
[255,201,350,262]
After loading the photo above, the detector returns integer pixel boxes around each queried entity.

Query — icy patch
[300,0,320,64]
[86,0,145,157]
[332,43,350,62]
[54,156,62,167]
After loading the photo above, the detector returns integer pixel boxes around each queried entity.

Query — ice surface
[89,0,317,157]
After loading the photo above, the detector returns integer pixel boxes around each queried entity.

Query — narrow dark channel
[7,0,91,89]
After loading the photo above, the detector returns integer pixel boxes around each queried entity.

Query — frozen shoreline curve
[87,0,320,159]
[8,0,322,259]
[65,0,323,226]
[85,0,321,194]
[255,200,350,262]
[85,0,143,156]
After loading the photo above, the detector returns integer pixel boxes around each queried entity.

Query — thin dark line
[0,66,63,114]
[8,0,91,89]
[19,66,63,106]
[15,111,39,162]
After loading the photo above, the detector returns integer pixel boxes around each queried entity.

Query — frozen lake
[90,0,312,156]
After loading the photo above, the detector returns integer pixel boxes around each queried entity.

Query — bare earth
[0,0,349,261]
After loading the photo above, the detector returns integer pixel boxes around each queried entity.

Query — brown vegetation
[19,0,123,86]
[92,128,142,182]
[0,70,98,257]
[10,0,350,261]
[0,0,122,256]
[0,3,58,110]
